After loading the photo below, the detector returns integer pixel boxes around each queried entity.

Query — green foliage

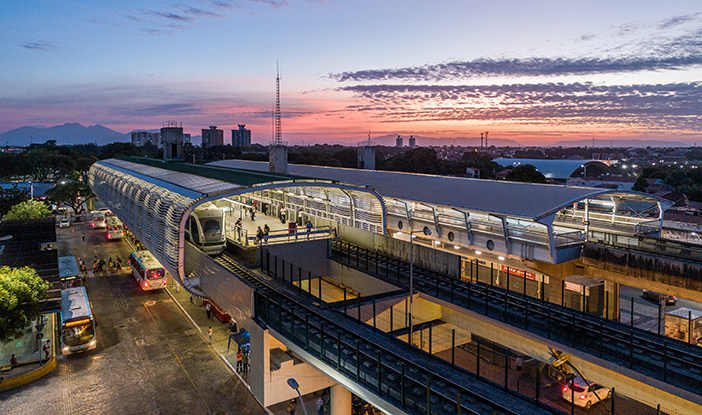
[462,151,503,179]
[0,185,29,216]
[505,164,547,183]
[632,176,649,192]
[45,181,93,214]
[99,142,142,159]
[0,266,50,343]
[4,199,52,220]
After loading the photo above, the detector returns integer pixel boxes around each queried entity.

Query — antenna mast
[274,61,283,144]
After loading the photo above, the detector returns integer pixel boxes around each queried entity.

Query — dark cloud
[332,18,702,82]
[184,7,223,18]
[118,103,203,117]
[143,10,195,22]
[331,55,702,82]
[251,0,289,9]
[19,40,57,52]
[658,13,699,30]
[337,82,702,132]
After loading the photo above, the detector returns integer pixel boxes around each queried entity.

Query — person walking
[256,226,264,245]
[251,208,255,221]
[9,354,18,367]
[43,340,50,359]
[235,218,242,241]
[206,302,212,319]
[207,326,213,344]
[316,396,324,415]
[236,348,243,372]
[82,232,85,242]
[306,220,313,239]
[515,355,523,376]
[287,398,297,415]
[263,224,270,244]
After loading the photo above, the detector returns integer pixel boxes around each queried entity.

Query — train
[185,202,226,256]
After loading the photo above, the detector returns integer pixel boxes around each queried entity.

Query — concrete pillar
[249,326,270,405]
[329,384,352,415]
[269,144,288,174]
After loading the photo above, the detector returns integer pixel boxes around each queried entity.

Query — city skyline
[2,1,702,146]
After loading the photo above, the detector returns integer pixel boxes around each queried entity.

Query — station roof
[208,160,655,221]
[493,158,607,179]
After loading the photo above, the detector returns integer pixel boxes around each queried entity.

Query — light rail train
[185,202,226,255]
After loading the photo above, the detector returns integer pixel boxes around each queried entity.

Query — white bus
[91,211,107,229]
[61,287,97,354]
[58,256,82,289]
[105,216,124,240]
[129,251,169,290]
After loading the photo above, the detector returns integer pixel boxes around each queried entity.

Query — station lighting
[475,250,482,255]
[498,256,506,260]
[454,245,460,249]
[434,240,441,245]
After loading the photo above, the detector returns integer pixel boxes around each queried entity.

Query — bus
[91,211,107,229]
[58,256,82,289]
[106,216,124,240]
[61,287,97,354]
[129,251,169,290]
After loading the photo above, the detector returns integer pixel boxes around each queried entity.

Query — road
[0,220,266,415]
[619,285,702,333]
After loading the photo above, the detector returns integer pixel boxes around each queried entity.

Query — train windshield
[203,219,222,240]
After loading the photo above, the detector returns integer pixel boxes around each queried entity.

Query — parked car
[643,290,677,305]
[562,377,611,409]
[59,218,71,228]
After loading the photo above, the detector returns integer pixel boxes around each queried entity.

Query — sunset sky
[2,1,702,146]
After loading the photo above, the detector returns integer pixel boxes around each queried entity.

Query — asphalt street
[0,220,266,415]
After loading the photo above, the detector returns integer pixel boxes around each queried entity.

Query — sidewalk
[0,314,57,391]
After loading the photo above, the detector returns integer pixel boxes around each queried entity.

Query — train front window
[203,219,222,240]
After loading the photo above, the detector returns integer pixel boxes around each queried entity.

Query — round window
[398,220,403,230]
[486,240,495,251]
[448,231,455,242]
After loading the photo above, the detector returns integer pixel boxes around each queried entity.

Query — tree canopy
[3,199,52,220]
[505,164,547,183]
[45,179,93,214]
[0,266,50,343]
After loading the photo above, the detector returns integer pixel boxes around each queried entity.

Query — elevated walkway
[331,240,702,414]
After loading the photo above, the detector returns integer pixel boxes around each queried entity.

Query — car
[562,377,611,409]
[643,290,677,305]
[59,218,71,228]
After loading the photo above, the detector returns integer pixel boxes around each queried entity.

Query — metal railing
[553,231,585,246]
[332,240,702,397]
[215,252,561,415]
[225,224,332,247]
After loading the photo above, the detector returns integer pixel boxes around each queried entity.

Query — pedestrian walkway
[0,314,56,391]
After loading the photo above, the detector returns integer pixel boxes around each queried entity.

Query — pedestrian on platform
[306,220,313,239]
[263,224,270,244]
[207,326,212,344]
[206,302,212,319]
[235,218,242,241]
[516,355,523,376]
[256,226,263,245]
[236,348,243,372]
[316,396,324,415]
[287,398,297,415]
[43,340,50,358]
[250,208,255,221]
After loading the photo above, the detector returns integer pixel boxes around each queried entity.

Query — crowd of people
[91,255,123,275]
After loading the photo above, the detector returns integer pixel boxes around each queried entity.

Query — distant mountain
[369,134,522,147]
[0,123,130,146]
[549,139,688,148]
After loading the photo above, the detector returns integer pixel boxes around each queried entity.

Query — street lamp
[287,378,310,415]
[409,226,431,347]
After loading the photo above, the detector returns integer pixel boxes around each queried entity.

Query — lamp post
[409,226,431,347]
[287,378,310,415]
